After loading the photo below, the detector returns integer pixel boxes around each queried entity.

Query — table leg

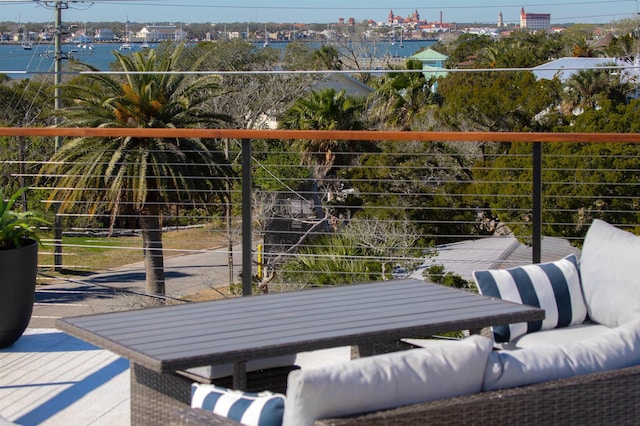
[232,360,247,390]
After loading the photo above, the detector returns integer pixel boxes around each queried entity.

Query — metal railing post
[532,141,542,264]
[241,138,253,296]
[53,1,66,271]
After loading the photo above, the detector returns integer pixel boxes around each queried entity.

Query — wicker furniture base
[132,363,297,426]
[350,339,416,358]
[132,364,192,426]
[171,363,640,426]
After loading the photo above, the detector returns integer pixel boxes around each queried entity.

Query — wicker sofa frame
[170,363,640,425]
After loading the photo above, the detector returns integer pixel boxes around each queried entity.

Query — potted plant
[0,188,46,348]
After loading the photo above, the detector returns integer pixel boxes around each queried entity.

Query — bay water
[0,39,436,79]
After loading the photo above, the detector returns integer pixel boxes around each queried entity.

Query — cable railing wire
[3,130,640,293]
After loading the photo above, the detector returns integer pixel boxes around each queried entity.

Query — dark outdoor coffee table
[57,279,544,425]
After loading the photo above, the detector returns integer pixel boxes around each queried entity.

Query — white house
[137,25,187,42]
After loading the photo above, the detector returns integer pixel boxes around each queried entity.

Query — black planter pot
[0,239,37,348]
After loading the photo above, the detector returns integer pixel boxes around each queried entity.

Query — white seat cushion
[581,219,640,328]
[497,322,611,350]
[483,319,640,391]
[283,335,494,426]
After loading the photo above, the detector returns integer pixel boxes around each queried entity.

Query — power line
[0,0,635,24]
[67,1,632,12]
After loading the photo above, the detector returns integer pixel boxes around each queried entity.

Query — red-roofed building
[388,9,421,25]
[520,8,551,31]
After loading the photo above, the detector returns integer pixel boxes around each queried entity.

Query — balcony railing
[3,127,640,300]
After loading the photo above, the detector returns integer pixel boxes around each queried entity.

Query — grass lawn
[37,225,229,279]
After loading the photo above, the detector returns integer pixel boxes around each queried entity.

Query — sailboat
[141,35,150,49]
[120,20,132,50]
[263,24,269,47]
[21,27,32,50]
[77,24,94,52]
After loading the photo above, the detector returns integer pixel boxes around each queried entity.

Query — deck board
[0,329,130,426]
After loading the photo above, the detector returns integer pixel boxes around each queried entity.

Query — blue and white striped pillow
[472,255,587,343]
[191,384,285,426]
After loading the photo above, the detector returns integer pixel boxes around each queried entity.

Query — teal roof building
[409,48,449,80]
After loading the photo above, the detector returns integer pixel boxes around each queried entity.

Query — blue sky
[0,1,637,24]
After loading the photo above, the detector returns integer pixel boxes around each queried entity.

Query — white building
[137,25,187,42]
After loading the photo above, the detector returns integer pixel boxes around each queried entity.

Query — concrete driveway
[31,244,243,328]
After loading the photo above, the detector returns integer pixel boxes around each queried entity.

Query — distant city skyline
[0,0,637,25]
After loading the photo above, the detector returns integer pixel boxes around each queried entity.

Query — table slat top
[57,279,544,372]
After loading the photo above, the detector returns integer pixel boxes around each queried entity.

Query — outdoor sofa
[171,219,640,426]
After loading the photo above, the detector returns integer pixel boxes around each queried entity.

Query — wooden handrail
[2,127,640,143]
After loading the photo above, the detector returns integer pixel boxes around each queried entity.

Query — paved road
[30,244,244,328]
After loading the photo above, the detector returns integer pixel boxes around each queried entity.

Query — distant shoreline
[1,37,440,46]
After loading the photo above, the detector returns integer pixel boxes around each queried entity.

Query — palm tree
[367,59,440,131]
[572,37,601,58]
[279,88,365,235]
[40,44,233,298]
[312,45,343,70]
[280,88,364,178]
[563,68,612,113]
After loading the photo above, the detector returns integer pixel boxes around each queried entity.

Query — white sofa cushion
[282,335,494,426]
[483,319,640,391]
[497,322,611,350]
[191,384,285,426]
[581,219,640,328]
[473,254,587,342]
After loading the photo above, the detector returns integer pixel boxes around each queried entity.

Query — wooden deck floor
[0,328,350,425]
[0,328,130,426]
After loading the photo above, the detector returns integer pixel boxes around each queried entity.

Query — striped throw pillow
[191,384,285,426]
[472,255,587,343]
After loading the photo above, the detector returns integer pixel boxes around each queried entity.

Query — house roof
[532,57,621,82]
[409,48,449,61]
[412,235,581,282]
[311,74,374,98]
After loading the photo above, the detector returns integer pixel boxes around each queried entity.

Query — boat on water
[21,26,32,50]
[141,34,150,49]
[120,20,132,50]
[263,24,269,47]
